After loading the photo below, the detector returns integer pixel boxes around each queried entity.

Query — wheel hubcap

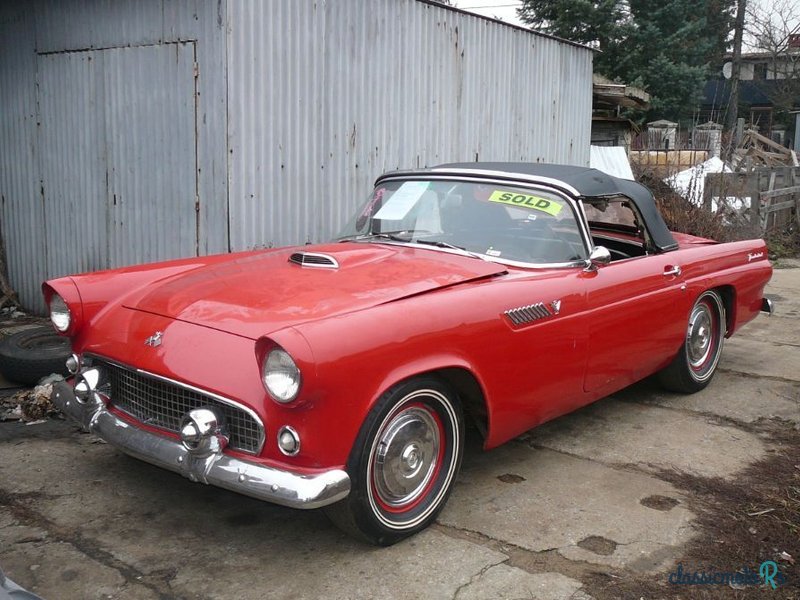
[687,304,714,369]
[373,406,440,508]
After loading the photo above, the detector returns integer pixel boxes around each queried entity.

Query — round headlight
[262,347,301,403]
[49,294,72,333]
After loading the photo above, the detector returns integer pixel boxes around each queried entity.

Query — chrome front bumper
[52,381,350,509]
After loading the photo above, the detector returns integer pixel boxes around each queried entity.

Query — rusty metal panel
[226,0,593,251]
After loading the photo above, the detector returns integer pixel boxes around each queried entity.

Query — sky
[449,0,799,44]
[450,0,525,27]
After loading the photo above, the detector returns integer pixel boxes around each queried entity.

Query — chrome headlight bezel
[49,294,72,333]
[262,347,302,403]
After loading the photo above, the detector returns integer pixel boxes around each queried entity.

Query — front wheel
[658,290,726,393]
[324,376,464,545]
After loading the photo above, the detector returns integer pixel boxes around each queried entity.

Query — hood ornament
[144,331,163,347]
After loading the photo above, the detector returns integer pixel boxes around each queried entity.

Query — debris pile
[0,306,26,321]
[735,128,800,168]
[0,381,59,423]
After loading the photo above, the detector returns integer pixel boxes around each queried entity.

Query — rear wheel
[325,376,464,545]
[658,290,725,393]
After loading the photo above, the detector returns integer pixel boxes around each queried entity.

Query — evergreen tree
[517,1,630,76]
[518,0,735,121]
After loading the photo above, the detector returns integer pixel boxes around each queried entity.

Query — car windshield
[336,179,588,264]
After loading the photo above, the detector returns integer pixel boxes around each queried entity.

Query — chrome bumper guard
[761,297,774,316]
[52,381,350,510]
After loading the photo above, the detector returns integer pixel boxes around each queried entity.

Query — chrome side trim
[84,353,266,455]
[761,297,774,316]
[52,381,350,510]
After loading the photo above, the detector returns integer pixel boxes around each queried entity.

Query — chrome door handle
[663,265,681,277]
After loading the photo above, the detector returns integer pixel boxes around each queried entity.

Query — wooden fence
[704,166,800,234]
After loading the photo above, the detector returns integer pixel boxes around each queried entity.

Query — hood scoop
[288,251,339,269]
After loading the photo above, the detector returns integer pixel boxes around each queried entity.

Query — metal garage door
[37,41,198,276]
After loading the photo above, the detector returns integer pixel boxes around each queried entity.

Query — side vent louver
[504,302,558,326]
[288,252,339,269]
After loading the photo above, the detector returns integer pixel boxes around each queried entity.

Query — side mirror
[585,246,611,271]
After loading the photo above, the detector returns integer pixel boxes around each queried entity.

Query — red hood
[121,242,506,339]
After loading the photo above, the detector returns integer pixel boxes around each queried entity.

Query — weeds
[634,167,799,257]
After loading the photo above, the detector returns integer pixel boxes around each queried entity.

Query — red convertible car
[45,163,773,545]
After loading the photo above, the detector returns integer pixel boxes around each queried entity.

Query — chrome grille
[94,358,264,454]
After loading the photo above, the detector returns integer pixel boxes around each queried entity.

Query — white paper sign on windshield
[373,181,429,220]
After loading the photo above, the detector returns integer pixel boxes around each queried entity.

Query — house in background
[699,33,800,150]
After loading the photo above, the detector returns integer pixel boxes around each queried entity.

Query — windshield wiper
[340,231,487,261]
[413,239,463,250]
[339,230,423,243]
[412,239,487,261]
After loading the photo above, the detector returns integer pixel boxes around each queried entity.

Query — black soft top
[377,162,679,252]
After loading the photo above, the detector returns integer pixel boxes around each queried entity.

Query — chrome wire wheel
[686,292,725,383]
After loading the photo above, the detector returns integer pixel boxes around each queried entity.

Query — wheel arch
[430,366,489,442]
[372,362,490,444]
[714,284,736,337]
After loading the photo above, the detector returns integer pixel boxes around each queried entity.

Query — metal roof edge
[414,0,595,52]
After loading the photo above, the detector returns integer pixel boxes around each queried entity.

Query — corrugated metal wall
[227,0,592,250]
[0,0,229,312]
[0,6,45,312]
[0,0,592,312]
[38,42,199,273]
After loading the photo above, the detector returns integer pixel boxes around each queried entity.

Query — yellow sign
[488,190,563,216]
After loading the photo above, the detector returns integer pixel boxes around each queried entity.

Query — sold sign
[488,191,563,216]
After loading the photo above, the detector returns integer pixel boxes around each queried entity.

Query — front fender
[281,293,495,467]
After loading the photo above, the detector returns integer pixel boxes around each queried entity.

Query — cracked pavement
[1,260,798,599]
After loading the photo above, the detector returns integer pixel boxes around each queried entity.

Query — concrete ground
[1,261,798,600]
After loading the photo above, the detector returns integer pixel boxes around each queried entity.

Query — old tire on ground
[658,290,725,394]
[0,326,70,386]
[324,376,464,545]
